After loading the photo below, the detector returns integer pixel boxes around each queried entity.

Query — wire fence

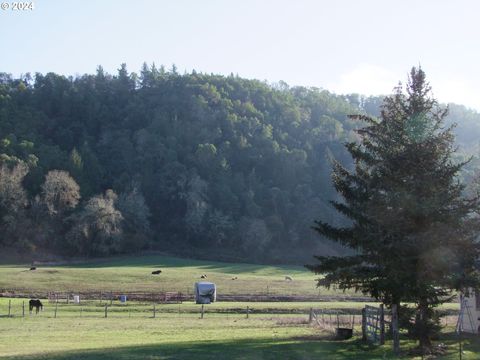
[0,298,461,334]
[0,287,375,302]
[0,298,367,320]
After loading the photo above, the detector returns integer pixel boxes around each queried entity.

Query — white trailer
[194,282,216,304]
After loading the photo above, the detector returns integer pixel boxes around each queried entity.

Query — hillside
[1,67,480,263]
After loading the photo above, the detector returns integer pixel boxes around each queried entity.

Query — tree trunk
[392,303,400,356]
[417,300,432,352]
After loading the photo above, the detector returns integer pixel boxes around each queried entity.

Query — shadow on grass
[1,253,310,278]
[56,255,305,275]
[5,332,479,360]
[5,337,393,360]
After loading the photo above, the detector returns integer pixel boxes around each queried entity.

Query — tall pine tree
[307,67,480,351]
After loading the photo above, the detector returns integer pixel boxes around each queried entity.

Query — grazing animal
[231,276,238,280]
[285,275,293,281]
[29,267,36,271]
[200,274,207,279]
[29,299,43,314]
[151,270,162,275]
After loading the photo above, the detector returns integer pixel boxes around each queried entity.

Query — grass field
[0,254,359,298]
[0,310,478,359]
[0,255,473,359]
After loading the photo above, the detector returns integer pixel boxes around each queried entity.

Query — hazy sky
[1,0,480,109]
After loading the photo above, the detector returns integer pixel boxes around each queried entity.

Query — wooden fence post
[8,300,11,317]
[104,304,108,318]
[309,308,313,323]
[361,308,367,341]
[201,304,204,319]
[153,304,156,318]
[336,312,340,328]
[22,301,25,317]
[380,304,385,345]
[392,304,400,355]
[246,306,249,319]
[54,300,58,318]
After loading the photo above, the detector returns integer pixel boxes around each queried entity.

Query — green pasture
[0,255,355,298]
[0,310,478,360]
[0,255,470,359]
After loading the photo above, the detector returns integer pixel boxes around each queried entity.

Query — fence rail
[0,289,374,303]
[309,308,357,333]
[364,305,384,344]
[1,300,363,320]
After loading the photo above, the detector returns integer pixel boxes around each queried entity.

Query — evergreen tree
[139,62,152,88]
[307,67,480,352]
[116,186,152,251]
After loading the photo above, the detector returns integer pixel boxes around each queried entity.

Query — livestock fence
[46,291,184,304]
[0,287,374,303]
[309,308,357,331]
[360,304,400,355]
[362,304,387,344]
[0,297,363,321]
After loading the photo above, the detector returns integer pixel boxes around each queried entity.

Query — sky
[1,0,480,109]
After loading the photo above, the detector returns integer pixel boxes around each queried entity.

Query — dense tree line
[1,65,480,262]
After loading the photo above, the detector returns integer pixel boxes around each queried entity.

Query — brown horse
[29,299,43,314]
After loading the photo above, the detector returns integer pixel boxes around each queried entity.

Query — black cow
[151,270,162,275]
[29,299,43,314]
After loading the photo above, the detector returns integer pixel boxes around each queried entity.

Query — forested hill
[1,65,480,263]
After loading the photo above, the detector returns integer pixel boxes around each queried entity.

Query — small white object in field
[285,275,293,281]
[231,276,238,280]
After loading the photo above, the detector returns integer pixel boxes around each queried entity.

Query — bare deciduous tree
[42,170,80,215]
[0,163,28,215]
[67,190,123,256]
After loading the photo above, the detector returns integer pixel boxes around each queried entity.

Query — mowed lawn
[0,311,479,360]
[0,255,355,298]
